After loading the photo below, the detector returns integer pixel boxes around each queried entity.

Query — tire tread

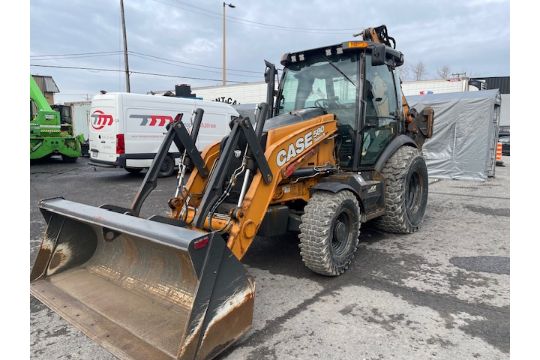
[374,146,426,234]
[299,191,360,276]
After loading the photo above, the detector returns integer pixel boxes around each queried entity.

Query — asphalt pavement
[30,156,510,360]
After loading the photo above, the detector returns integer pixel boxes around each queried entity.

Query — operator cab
[274,40,405,170]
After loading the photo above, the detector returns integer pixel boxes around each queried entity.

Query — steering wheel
[314,98,329,108]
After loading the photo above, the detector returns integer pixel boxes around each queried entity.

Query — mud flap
[30,198,254,360]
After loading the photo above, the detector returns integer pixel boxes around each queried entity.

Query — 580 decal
[276,126,325,167]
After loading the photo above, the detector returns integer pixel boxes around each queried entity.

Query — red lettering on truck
[91,110,114,130]
[129,114,181,126]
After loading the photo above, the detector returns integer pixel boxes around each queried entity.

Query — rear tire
[299,190,360,276]
[375,146,428,233]
[158,155,175,177]
[125,167,143,174]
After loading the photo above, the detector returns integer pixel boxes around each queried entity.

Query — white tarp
[407,89,501,181]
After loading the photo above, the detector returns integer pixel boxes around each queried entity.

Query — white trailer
[193,81,272,105]
[65,101,92,140]
[63,100,92,156]
[400,79,475,96]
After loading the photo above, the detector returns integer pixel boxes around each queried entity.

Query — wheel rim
[406,171,422,215]
[331,211,352,257]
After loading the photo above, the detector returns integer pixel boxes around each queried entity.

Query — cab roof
[280,40,404,68]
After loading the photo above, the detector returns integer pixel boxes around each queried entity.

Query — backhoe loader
[31,25,434,359]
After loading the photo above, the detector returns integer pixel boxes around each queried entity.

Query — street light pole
[222,2,235,86]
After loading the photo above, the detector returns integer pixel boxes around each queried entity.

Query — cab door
[360,55,400,166]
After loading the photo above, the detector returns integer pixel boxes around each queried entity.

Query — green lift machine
[30,75,83,161]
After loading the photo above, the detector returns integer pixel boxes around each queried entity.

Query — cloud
[30,0,509,102]
[183,38,218,55]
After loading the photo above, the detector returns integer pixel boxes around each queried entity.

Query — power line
[30,64,250,83]
[30,51,122,58]
[30,53,124,61]
[175,0,359,32]
[151,0,359,34]
[128,53,261,78]
[30,50,263,75]
[31,64,119,73]
[129,51,262,75]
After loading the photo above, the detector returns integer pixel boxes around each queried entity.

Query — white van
[88,93,238,176]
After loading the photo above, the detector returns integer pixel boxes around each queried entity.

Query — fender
[374,135,417,173]
[311,181,359,197]
[311,181,366,220]
[311,174,386,222]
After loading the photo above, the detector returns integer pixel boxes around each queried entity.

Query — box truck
[89,93,239,176]
[64,100,92,156]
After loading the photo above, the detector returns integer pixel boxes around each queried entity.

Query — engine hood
[263,108,326,132]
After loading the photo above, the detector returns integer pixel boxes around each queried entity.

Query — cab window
[361,55,399,166]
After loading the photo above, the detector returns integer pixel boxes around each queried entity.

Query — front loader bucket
[30,198,254,360]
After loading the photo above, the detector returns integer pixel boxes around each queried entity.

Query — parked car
[89,92,239,176]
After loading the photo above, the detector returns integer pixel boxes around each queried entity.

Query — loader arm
[171,114,338,260]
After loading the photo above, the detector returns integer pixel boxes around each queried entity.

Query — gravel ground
[30,156,510,360]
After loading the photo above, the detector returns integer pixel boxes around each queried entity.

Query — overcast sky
[30,0,509,103]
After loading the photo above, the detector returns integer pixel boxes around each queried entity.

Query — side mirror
[371,44,386,66]
[264,60,275,84]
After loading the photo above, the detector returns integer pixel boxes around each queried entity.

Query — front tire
[375,146,428,233]
[299,190,360,276]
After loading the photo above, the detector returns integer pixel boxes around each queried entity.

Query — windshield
[277,53,360,129]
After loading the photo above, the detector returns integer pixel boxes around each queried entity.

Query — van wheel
[125,167,142,174]
[158,155,175,177]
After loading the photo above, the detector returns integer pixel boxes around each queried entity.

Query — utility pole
[222,2,235,86]
[120,0,131,92]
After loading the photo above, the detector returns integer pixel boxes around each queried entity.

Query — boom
[30,75,54,113]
